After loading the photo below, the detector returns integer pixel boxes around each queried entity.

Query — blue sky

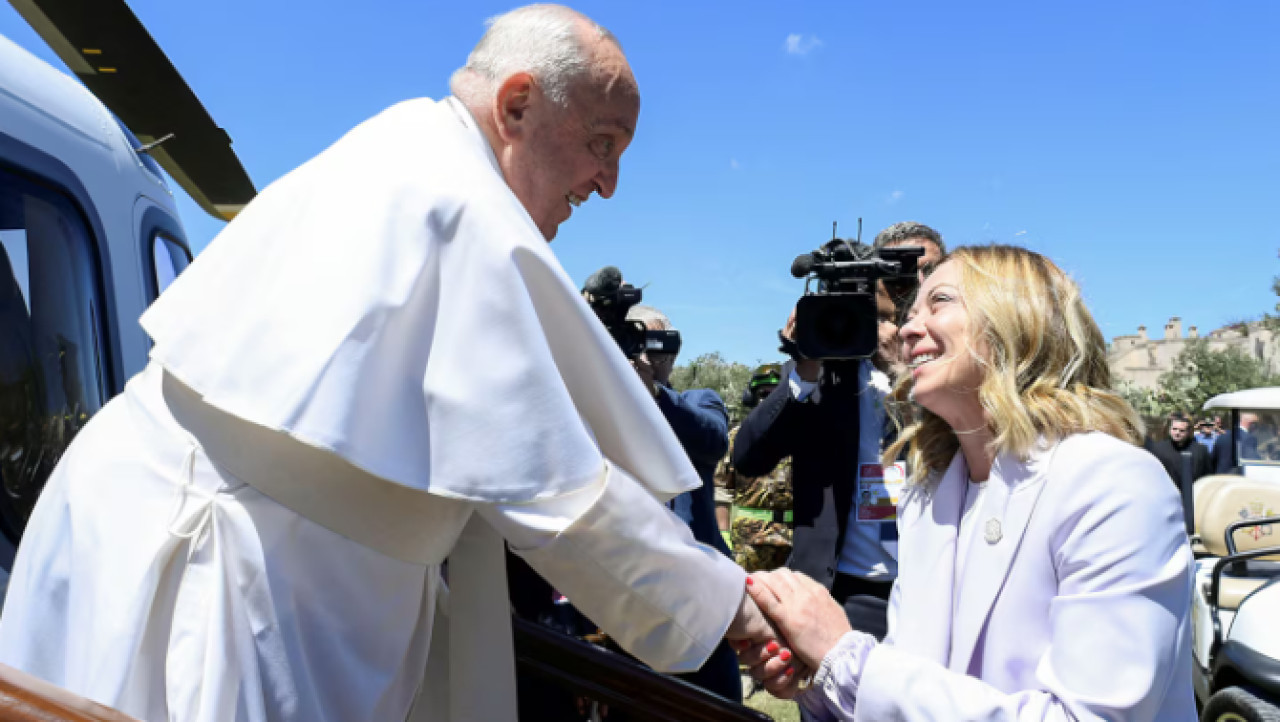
[2,0,1277,365]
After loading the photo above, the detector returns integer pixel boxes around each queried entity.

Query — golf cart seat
[1198,478,1280,610]
[1216,577,1267,610]
[1192,475,1238,555]
[1194,475,1237,536]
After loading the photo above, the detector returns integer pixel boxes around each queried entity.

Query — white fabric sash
[161,368,469,565]
[163,367,517,720]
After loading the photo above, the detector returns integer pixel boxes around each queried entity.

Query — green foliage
[1148,340,1280,420]
[670,352,754,423]
[1266,263,1280,331]
[1117,381,1165,423]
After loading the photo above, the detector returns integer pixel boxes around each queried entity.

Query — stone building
[1108,317,1280,390]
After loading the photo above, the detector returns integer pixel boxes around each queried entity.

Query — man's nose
[596,160,619,199]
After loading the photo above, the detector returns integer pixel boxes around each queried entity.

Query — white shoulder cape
[140,97,700,503]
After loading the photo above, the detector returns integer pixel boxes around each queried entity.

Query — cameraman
[623,303,742,704]
[626,306,734,557]
[730,245,902,641]
[874,221,946,312]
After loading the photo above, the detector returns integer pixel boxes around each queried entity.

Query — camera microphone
[791,254,815,279]
[583,265,624,297]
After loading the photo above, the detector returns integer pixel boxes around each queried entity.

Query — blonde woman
[742,246,1195,721]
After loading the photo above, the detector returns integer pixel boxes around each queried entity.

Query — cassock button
[984,518,1003,544]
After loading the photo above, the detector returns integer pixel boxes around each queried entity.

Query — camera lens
[815,303,857,349]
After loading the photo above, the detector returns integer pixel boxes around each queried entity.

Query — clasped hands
[725,569,854,699]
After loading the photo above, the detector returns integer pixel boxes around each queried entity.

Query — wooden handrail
[513,617,771,722]
[0,665,139,721]
[0,627,772,721]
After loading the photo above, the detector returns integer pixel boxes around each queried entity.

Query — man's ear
[493,72,535,142]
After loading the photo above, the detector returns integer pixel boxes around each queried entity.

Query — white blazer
[855,432,1197,721]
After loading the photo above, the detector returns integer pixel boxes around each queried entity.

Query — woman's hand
[738,636,810,699]
[746,570,852,671]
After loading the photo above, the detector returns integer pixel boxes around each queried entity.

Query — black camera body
[583,266,682,359]
[790,241,922,359]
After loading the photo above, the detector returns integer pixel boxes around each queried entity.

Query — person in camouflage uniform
[715,364,794,572]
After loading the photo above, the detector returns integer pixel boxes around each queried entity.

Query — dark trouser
[830,573,894,641]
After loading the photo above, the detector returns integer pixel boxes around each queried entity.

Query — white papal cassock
[0,97,746,721]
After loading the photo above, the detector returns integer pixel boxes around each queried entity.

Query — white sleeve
[477,462,747,673]
[788,367,821,402]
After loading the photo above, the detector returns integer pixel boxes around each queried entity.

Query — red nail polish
[785,667,795,677]
[745,577,754,586]
[779,649,791,662]
[766,641,779,654]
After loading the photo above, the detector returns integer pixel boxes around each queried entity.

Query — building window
[152,233,190,294]
[0,168,107,541]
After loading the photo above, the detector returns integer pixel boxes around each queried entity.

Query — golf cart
[1190,388,1280,720]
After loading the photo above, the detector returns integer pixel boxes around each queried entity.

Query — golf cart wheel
[1203,687,1280,722]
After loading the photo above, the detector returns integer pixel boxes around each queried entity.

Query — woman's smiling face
[899,261,986,426]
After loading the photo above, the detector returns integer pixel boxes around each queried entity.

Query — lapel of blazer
[946,443,1057,672]
[892,452,967,664]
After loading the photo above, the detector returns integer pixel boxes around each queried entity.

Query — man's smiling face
[501,36,639,241]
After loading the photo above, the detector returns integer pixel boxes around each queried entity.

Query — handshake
[725,569,856,699]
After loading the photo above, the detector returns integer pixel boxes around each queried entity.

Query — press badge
[855,461,906,522]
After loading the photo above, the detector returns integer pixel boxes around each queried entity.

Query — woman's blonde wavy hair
[885,245,1144,485]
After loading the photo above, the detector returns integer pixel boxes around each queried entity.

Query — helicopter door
[0,167,110,550]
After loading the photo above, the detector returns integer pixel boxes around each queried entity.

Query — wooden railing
[513,617,771,722]
[0,625,771,721]
[0,665,138,722]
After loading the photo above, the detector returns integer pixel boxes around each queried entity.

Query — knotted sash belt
[160,369,517,721]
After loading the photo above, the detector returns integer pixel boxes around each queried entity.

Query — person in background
[1150,412,1213,491]
[873,221,946,311]
[625,303,742,703]
[1213,411,1260,473]
[732,241,900,642]
[1194,419,1218,453]
[716,364,794,572]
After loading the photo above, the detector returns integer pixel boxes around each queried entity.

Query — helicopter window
[0,168,107,542]
[152,233,190,294]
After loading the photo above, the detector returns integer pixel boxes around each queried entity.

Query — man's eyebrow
[592,116,634,138]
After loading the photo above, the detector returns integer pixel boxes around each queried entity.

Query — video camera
[787,233,923,360]
[582,266,682,359]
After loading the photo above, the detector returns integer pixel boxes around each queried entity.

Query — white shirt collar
[444,96,503,175]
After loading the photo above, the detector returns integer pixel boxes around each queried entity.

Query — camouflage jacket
[715,426,792,512]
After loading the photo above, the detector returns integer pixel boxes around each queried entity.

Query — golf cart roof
[1203,388,1280,411]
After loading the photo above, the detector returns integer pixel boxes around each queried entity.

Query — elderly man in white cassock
[0,5,774,721]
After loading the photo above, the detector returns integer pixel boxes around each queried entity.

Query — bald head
[452,4,641,242]
[450,4,630,110]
